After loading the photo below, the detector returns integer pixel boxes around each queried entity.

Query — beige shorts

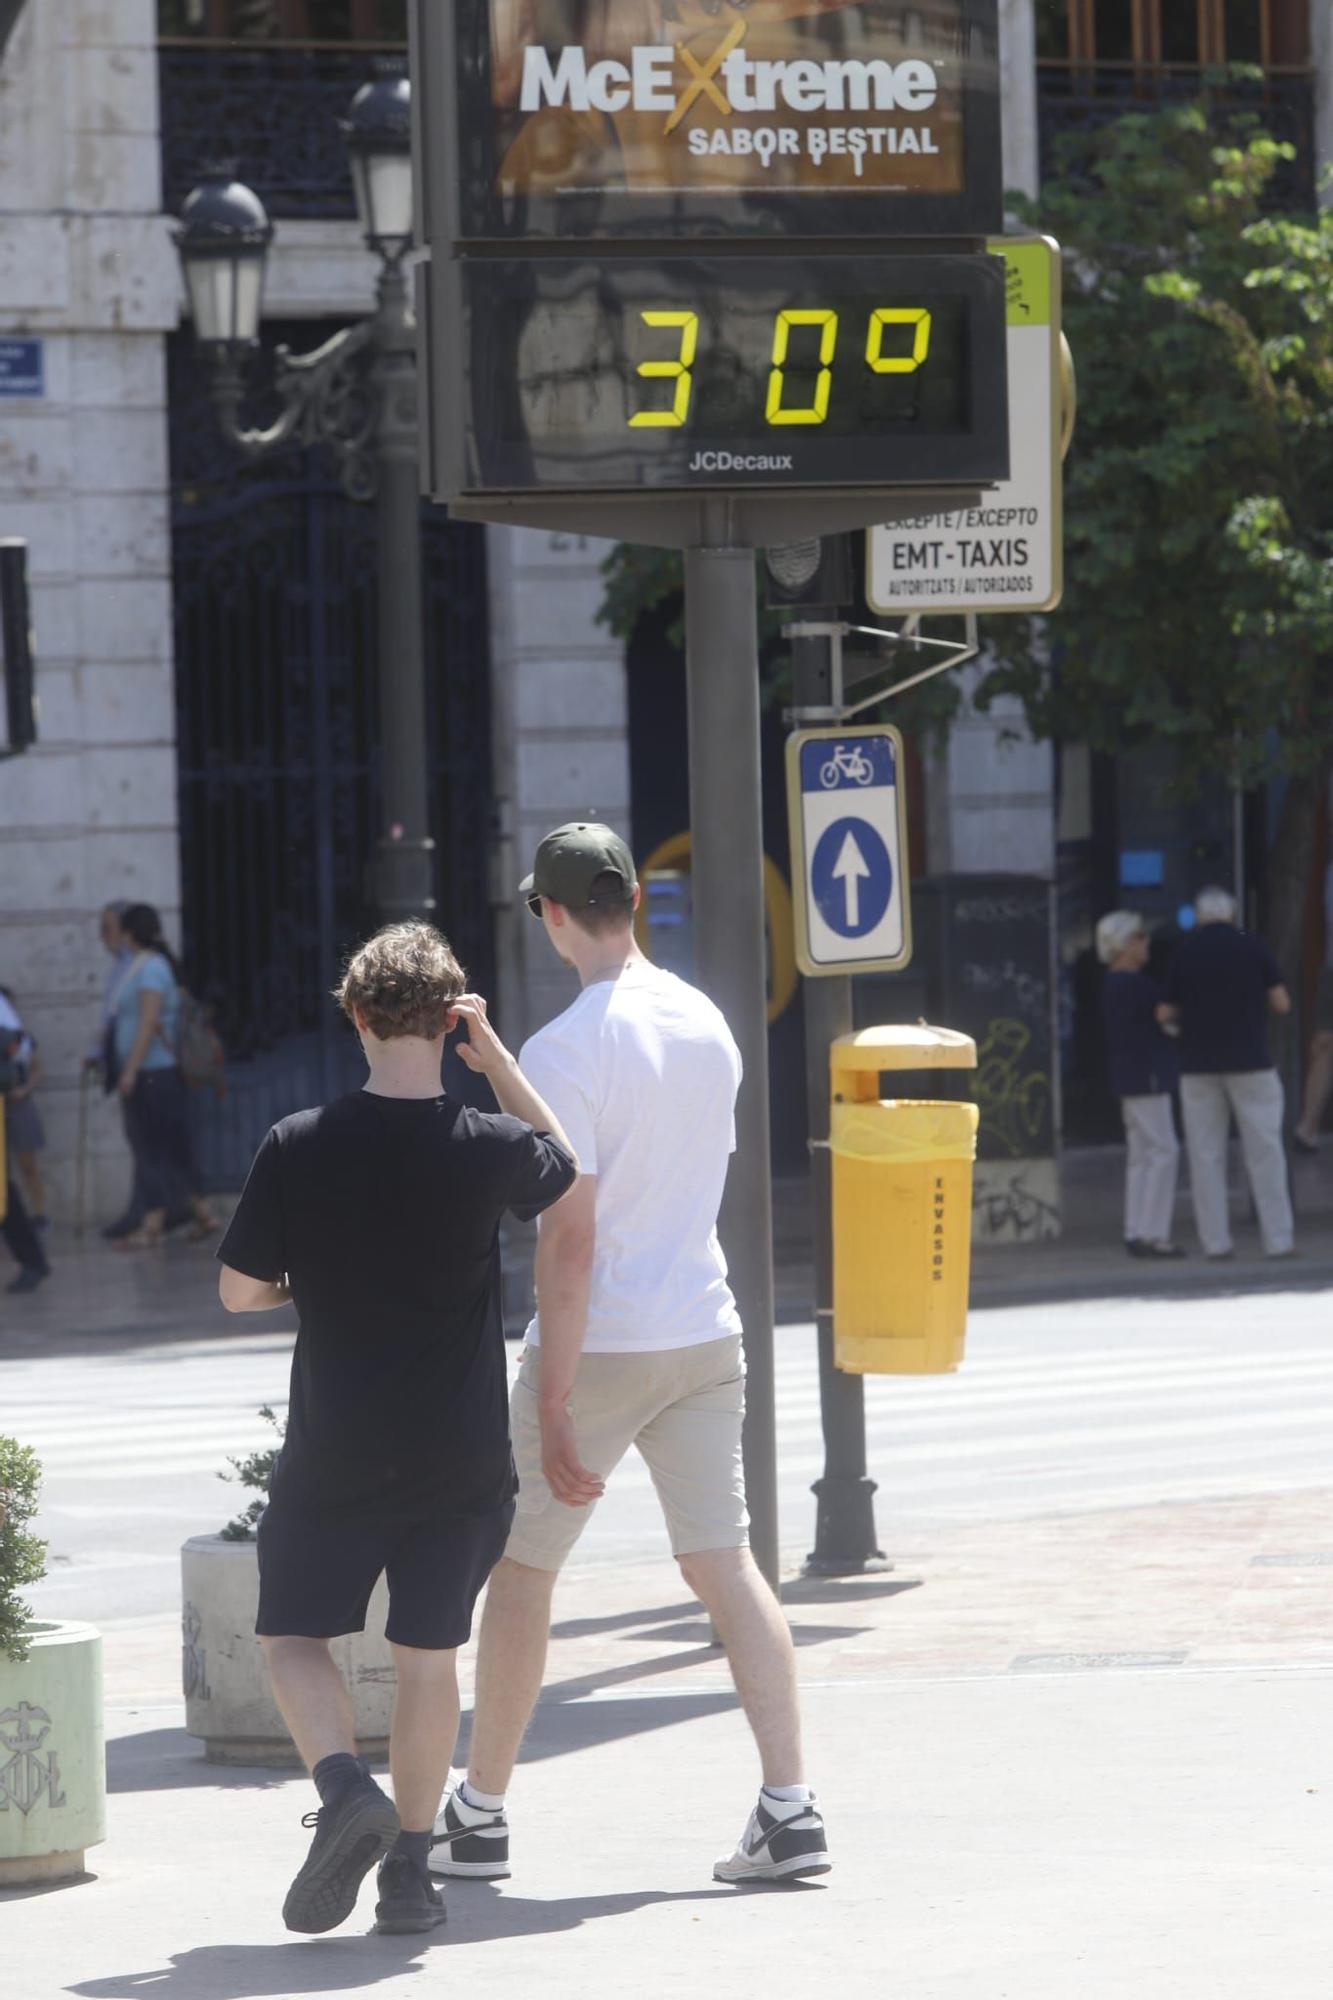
[504,1334,749,1572]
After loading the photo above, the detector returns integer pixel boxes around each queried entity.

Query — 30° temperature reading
[464,252,1007,491]
[629,305,934,430]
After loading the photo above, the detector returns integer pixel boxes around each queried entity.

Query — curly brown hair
[335,922,466,1041]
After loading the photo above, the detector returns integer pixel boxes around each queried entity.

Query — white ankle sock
[460,1779,505,1814]
[762,1783,815,1804]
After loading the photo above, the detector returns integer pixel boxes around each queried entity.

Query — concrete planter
[181,1535,395,1766]
[0,1621,106,1886]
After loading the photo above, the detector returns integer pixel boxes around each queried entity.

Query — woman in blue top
[113,904,214,1248]
[1097,909,1184,1260]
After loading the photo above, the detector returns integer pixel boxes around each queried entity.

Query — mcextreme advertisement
[453,0,1002,237]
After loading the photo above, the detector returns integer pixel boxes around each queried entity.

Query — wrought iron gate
[169,327,492,1189]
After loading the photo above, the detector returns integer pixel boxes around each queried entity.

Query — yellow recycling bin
[830,1025,979,1375]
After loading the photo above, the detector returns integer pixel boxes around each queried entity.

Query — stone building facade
[0,0,179,1220]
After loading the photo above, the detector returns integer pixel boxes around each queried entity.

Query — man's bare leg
[677,1547,803,1784]
[259,1634,400,1933]
[466,1556,560,1796]
[260,1634,357,1769]
[390,1644,459,1833]
[680,1547,830,1882]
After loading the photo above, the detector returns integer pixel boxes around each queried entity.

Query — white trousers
[1120,1093,1180,1245]
[1179,1070,1294,1256]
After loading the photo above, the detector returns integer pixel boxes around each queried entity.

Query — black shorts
[255,1494,515,1651]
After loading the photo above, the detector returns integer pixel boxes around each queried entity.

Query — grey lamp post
[174,70,435,924]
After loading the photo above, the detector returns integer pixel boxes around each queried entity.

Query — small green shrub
[218,1405,286,1541]
[0,1437,47,1663]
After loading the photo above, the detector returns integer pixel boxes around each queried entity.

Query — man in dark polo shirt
[1160,887,1294,1259]
[217,921,576,1937]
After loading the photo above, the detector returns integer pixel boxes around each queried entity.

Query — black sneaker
[374,1854,448,1935]
[714,1792,831,1884]
[430,1785,510,1878]
[281,1779,400,1934]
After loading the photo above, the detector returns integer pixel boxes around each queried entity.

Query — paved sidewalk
[8,1479,1333,1999]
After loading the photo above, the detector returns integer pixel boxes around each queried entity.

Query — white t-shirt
[520,958,743,1353]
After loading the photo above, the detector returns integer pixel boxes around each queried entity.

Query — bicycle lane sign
[785,726,912,977]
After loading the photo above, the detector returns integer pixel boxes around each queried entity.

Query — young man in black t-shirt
[217,922,576,1937]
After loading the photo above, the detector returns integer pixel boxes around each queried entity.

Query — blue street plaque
[0,339,44,398]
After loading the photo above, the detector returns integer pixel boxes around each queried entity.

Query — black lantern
[173,169,272,347]
[342,71,413,259]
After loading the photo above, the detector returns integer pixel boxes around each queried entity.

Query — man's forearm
[534,1234,595,1409]
[487,1055,578,1166]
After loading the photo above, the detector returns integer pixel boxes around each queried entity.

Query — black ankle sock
[392,1829,432,1875]
[312,1752,368,1809]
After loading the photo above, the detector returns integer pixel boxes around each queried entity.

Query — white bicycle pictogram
[819,744,875,789]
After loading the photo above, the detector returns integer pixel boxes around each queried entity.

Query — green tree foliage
[983,93,1333,783]
[0,1437,47,1663]
[980,90,1333,963]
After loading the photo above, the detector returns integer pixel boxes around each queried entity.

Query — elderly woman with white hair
[1158,887,1294,1260]
[1097,910,1183,1258]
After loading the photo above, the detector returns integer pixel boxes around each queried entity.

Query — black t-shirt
[1164,925,1284,1075]
[217,1091,576,1514]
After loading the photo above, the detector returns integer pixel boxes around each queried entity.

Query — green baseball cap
[520,822,638,911]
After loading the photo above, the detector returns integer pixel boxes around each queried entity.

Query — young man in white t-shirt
[433,822,829,1885]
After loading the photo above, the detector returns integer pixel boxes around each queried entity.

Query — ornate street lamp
[175,172,272,348]
[343,72,413,260]
[173,69,434,925]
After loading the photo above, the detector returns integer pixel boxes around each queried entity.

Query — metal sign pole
[789,621,887,1575]
[684,537,779,1592]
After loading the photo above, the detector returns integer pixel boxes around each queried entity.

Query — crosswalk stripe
[782,1363,1333,1417]
[27,1371,1327,1461]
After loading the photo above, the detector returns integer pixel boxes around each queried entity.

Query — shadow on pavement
[550,1599,698,1639]
[66,1884,779,1996]
[0,1870,96,1902]
[507,1689,740,1766]
[780,1577,922,1606]
[67,1933,441,1998]
[106,1730,300,1796]
[528,1622,868,1711]
[550,1579,919,1638]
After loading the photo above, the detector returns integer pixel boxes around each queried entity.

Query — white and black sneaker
[430,1784,511,1878]
[714,1790,831,1884]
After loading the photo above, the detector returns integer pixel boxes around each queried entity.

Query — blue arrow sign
[787,725,911,975]
[811,816,892,939]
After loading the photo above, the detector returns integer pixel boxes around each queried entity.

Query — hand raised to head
[447,993,514,1077]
